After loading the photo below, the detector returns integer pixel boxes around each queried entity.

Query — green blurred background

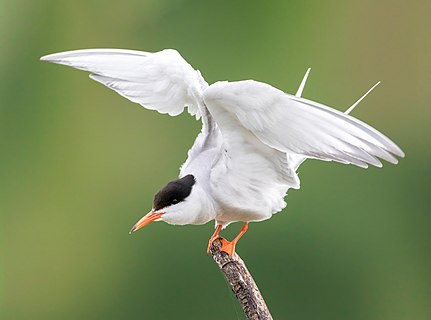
[1,0,430,319]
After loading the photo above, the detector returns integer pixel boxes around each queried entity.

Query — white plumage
[41,48,404,254]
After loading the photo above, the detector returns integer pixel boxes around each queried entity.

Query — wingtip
[39,50,76,63]
[388,142,405,159]
[395,149,405,158]
[40,53,60,63]
[373,161,384,168]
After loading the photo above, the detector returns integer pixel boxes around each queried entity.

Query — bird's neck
[186,181,217,225]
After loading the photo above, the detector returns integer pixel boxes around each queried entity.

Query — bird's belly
[213,182,289,225]
[216,206,269,225]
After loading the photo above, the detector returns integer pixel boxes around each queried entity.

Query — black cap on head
[153,175,196,211]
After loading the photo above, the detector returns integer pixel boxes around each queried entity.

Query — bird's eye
[172,199,178,204]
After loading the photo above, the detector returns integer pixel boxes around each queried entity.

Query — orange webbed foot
[220,238,237,256]
[207,223,248,256]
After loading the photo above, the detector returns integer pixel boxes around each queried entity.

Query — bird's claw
[207,235,221,254]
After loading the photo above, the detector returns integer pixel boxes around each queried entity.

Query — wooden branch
[210,238,273,320]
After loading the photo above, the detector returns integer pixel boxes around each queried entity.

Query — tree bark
[209,238,273,320]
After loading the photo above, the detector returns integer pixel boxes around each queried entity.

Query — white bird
[40,49,404,255]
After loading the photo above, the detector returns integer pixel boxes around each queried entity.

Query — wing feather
[203,80,404,169]
[41,48,208,118]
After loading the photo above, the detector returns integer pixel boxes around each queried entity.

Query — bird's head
[129,174,198,233]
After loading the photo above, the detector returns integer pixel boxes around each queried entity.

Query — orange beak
[129,211,164,234]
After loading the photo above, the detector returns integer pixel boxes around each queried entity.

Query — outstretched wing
[204,80,404,169]
[41,48,208,118]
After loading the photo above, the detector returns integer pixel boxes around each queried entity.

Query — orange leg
[220,223,249,256]
[207,224,223,253]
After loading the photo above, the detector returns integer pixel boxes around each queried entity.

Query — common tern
[41,49,404,255]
